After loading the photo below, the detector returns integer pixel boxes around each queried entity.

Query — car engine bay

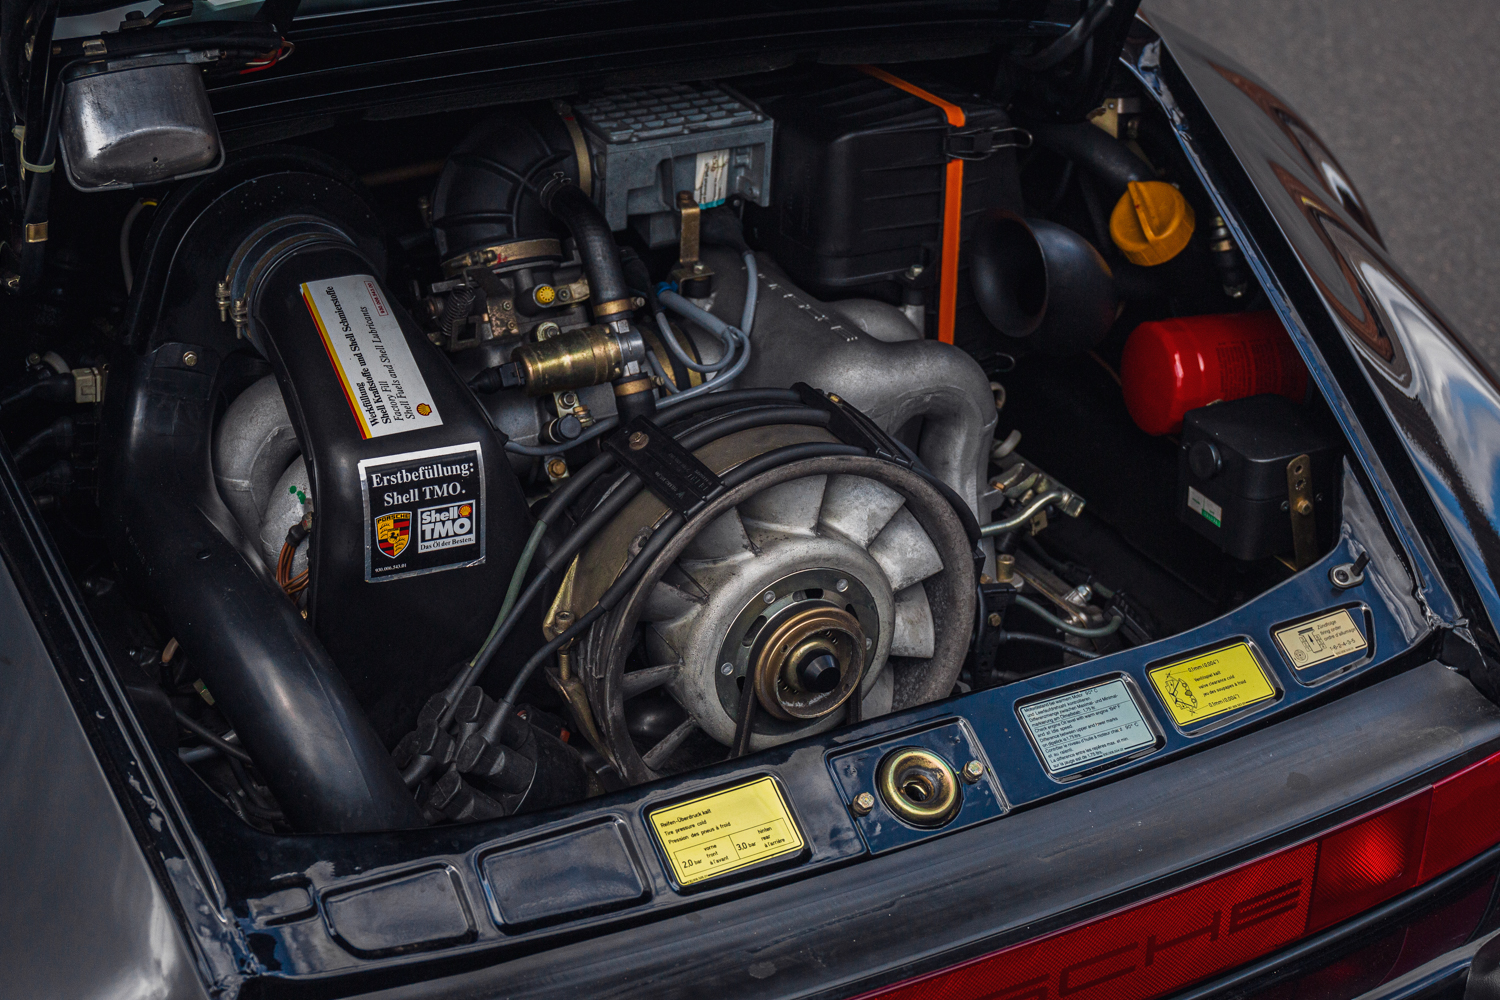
[0,55,1354,837]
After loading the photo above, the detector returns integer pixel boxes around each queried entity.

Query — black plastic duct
[970,210,1118,356]
[104,150,424,832]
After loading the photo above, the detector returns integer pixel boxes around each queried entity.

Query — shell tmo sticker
[358,443,485,583]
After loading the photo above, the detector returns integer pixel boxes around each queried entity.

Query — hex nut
[962,760,985,783]
[182,350,198,367]
[851,792,876,816]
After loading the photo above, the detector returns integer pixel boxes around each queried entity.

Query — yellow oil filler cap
[1109,180,1195,266]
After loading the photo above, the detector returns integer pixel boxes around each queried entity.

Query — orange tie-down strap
[857,65,966,345]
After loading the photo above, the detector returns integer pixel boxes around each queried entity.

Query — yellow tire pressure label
[648,777,804,886]
[1148,642,1277,727]
[1275,609,1368,669]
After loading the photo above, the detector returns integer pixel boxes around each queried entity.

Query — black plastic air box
[736,67,1023,363]
[1176,395,1342,561]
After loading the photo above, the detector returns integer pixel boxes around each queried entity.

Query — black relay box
[1176,394,1343,561]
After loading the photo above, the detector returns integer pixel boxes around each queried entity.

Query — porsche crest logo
[375,511,411,559]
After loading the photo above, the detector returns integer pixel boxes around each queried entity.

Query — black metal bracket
[945,125,1032,161]
[791,383,912,468]
[606,416,724,517]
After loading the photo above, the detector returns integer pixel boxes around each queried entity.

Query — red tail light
[1306,790,1429,933]
[855,749,1500,1000]
[1421,751,1500,881]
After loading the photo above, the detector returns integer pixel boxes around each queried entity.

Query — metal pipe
[1013,594,1124,638]
[980,490,1075,536]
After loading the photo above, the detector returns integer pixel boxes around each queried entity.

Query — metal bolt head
[851,792,876,816]
[628,431,649,451]
[500,299,513,311]
[692,262,705,273]
[182,350,198,367]
[558,390,579,407]
[962,760,985,783]
[905,264,924,279]
[762,590,776,604]
[988,612,1003,628]
[835,578,849,593]
[720,662,734,676]
[546,457,568,478]
[1294,498,1313,516]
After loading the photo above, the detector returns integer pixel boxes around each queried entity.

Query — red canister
[1120,311,1308,435]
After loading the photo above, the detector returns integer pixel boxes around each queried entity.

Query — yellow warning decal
[1275,609,1368,670]
[648,776,804,886]
[1147,642,1276,727]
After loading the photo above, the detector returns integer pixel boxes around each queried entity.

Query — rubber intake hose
[1030,122,1153,194]
[542,180,631,316]
[429,104,579,264]
[102,348,423,833]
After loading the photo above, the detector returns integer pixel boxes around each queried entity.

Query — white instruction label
[1275,609,1367,669]
[695,149,731,208]
[302,275,442,439]
[1018,679,1156,774]
[1187,486,1223,528]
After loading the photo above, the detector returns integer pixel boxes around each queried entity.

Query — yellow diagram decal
[648,777,803,886]
[1148,642,1276,727]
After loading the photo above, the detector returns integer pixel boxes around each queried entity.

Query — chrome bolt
[762,590,776,604]
[851,792,876,816]
[962,761,985,783]
[182,350,198,367]
[720,662,734,676]
[835,578,849,593]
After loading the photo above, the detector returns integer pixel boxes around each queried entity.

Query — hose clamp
[440,238,563,277]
